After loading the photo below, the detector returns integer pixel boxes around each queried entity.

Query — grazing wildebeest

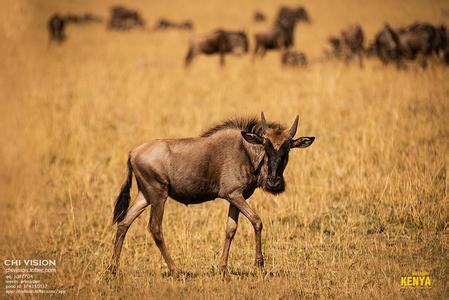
[254,6,310,56]
[108,6,145,30]
[108,113,315,277]
[154,18,193,31]
[48,13,66,44]
[185,29,249,66]
[340,24,365,67]
[282,50,307,66]
[372,24,404,67]
[253,10,267,22]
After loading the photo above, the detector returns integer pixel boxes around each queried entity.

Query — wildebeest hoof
[219,266,231,279]
[255,257,264,268]
[169,268,183,278]
[106,264,118,276]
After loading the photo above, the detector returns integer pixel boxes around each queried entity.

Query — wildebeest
[48,13,66,44]
[397,22,449,67]
[254,27,285,56]
[341,24,365,67]
[253,10,267,22]
[397,26,433,68]
[403,22,447,55]
[323,25,364,67]
[254,6,310,56]
[154,18,193,31]
[108,6,145,30]
[282,50,307,66]
[323,36,342,59]
[108,113,315,277]
[185,29,249,66]
[371,22,448,68]
[372,24,403,67]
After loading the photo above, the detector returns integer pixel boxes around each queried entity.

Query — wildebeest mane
[201,117,285,137]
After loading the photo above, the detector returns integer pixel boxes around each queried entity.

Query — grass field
[1,0,448,298]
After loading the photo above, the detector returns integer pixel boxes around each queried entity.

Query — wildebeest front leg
[148,200,180,276]
[227,193,264,268]
[219,51,226,66]
[109,192,149,274]
[219,204,240,276]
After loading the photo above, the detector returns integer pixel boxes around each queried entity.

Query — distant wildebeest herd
[48,5,448,68]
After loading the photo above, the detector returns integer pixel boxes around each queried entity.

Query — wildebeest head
[295,7,310,23]
[277,6,310,28]
[241,113,315,194]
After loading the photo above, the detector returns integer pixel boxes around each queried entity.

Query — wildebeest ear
[241,131,264,145]
[291,137,315,148]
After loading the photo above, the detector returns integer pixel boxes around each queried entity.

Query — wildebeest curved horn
[261,112,268,134]
[289,115,299,137]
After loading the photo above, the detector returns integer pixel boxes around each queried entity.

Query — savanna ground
[1,0,448,298]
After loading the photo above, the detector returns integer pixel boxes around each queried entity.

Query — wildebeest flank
[154,18,193,31]
[108,113,315,277]
[185,29,249,66]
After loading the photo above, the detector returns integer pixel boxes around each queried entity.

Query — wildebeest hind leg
[219,204,240,277]
[109,192,149,275]
[148,199,180,276]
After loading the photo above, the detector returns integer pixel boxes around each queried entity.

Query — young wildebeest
[282,50,307,67]
[254,6,310,56]
[108,6,145,30]
[154,18,193,31]
[108,113,315,277]
[185,29,249,66]
[48,13,66,44]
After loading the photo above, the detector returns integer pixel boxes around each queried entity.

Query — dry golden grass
[1,0,448,298]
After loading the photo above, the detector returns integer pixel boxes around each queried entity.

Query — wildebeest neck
[202,117,287,193]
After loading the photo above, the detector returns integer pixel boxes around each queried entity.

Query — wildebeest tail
[113,155,133,224]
